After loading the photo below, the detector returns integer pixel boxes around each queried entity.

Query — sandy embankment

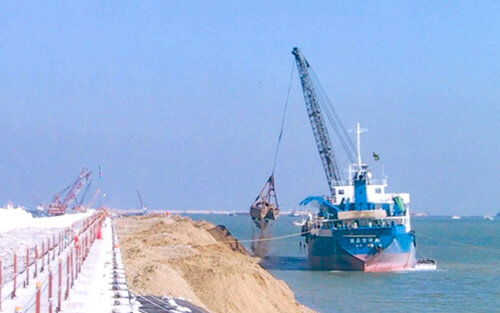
[115,215,316,313]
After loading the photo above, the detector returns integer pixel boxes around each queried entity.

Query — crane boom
[292,47,341,198]
[77,179,92,206]
[48,168,92,215]
[74,179,93,212]
[86,188,101,210]
[137,190,144,209]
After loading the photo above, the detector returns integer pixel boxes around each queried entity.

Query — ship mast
[355,123,367,168]
[349,123,368,181]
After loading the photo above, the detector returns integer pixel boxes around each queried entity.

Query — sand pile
[115,215,316,313]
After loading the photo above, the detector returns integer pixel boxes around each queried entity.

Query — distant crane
[73,179,92,212]
[48,168,92,216]
[137,190,148,215]
[84,188,101,210]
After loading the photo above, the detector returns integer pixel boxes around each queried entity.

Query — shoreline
[115,214,317,313]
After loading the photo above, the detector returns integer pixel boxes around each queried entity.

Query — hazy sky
[1,1,499,216]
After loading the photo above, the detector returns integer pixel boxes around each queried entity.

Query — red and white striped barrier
[0,211,107,312]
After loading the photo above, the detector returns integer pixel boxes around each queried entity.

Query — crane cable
[237,230,307,243]
[309,67,356,164]
[271,60,295,176]
[120,228,308,245]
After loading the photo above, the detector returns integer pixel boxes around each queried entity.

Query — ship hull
[307,228,416,272]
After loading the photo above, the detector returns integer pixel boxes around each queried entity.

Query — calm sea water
[185,214,500,313]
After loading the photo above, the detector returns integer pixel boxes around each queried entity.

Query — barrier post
[34,244,38,278]
[57,258,62,312]
[70,247,74,288]
[79,244,82,273]
[97,219,103,239]
[86,235,89,259]
[59,232,62,255]
[0,257,3,311]
[47,238,51,266]
[53,234,56,261]
[84,234,87,260]
[49,265,53,313]
[80,236,84,263]
[36,281,41,313]
[65,254,70,300]
[12,250,17,298]
[83,236,86,261]
[74,246,78,280]
[26,246,30,287]
[41,241,45,272]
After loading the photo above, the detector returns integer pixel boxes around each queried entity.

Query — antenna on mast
[355,123,367,166]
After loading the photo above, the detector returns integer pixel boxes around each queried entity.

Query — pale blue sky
[1,1,499,215]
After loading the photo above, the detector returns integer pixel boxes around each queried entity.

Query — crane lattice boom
[48,168,92,215]
[292,47,341,198]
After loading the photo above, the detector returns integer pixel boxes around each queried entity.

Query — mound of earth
[115,215,316,313]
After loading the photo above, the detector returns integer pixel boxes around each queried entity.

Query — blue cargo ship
[300,124,416,271]
[291,48,417,271]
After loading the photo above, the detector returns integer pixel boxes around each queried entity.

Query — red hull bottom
[308,239,416,272]
[309,251,416,272]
